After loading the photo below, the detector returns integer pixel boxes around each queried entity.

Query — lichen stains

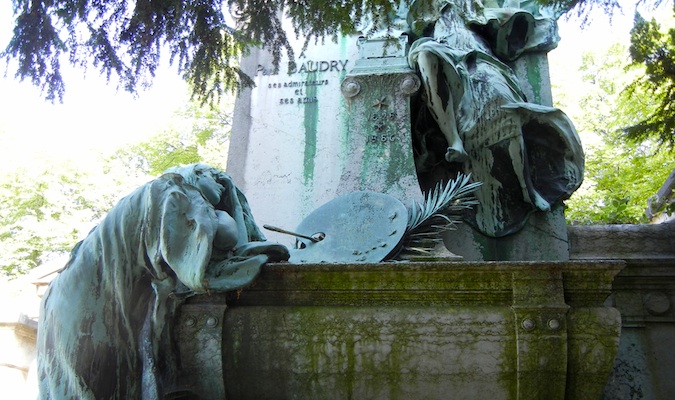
[303,72,319,185]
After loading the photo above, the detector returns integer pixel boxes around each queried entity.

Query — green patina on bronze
[37,164,290,399]
[408,0,584,238]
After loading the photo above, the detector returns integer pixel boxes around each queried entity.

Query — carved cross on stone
[373,97,388,110]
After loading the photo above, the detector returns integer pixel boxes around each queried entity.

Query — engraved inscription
[368,98,397,144]
[257,60,349,76]
[369,134,398,144]
[268,80,329,89]
[271,79,325,106]
[278,96,318,105]
[371,111,396,132]
[255,57,348,106]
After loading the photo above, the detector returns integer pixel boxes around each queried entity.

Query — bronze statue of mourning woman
[407,0,584,239]
[37,164,288,399]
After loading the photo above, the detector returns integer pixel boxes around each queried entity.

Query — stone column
[511,269,569,399]
[337,36,423,206]
[175,303,228,399]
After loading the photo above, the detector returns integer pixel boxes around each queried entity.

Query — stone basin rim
[266,259,626,272]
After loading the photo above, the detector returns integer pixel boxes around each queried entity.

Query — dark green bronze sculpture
[287,191,409,263]
[285,174,480,263]
[37,164,288,399]
[408,0,584,237]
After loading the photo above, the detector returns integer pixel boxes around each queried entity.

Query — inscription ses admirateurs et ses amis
[256,58,349,106]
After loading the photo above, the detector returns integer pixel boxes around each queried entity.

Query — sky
[0,2,189,172]
[0,1,663,173]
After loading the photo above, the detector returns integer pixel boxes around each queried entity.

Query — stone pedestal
[569,223,675,399]
[445,203,571,261]
[337,36,423,205]
[175,304,228,398]
[176,260,624,399]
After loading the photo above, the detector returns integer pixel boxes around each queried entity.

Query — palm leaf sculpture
[401,174,482,256]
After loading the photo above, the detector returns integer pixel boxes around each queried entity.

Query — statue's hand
[234,242,290,263]
[205,254,268,292]
[445,145,469,163]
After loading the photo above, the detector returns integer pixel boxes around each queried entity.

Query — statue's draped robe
[37,173,264,399]
[409,0,584,237]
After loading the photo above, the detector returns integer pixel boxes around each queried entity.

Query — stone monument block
[229,5,584,261]
[175,261,624,399]
[337,36,423,205]
[227,33,360,245]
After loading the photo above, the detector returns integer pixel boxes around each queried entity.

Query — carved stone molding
[177,261,624,399]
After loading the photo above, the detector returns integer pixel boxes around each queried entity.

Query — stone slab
[602,258,675,400]
[568,223,675,260]
[176,261,624,399]
[227,34,360,245]
[444,204,570,261]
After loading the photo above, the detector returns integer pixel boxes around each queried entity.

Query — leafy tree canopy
[0,162,116,277]
[563,42,675,224]
[2,0,398,104]
[565,143,673,224]
[2,0,647,104]
[537,0,621,22]
[624,5,675,149]
[5,0,670,110]
[107,101,232,176]
[0,99,231,278]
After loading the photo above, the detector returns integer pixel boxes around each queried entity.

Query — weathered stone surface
[0,314,37,399]
[177,261,624,399]
[444,203,570,261]
[569,224,675,399]
[227,34,359,245]
[175,304,228,399]
[602,259,675,400]
[569,223,675,260]
[337,37,423,205]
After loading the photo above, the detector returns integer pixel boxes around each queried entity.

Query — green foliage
[0,164,117,277]
[0,99,231,277]
[575,44,635,134]
[3,0,252,104]
[2,0,398,104]
[403,174,481,254]
[536,0,621,22]
[556,2,675,225]
[407,174,480,233]
[106,101,231,176]
[563,42,675,224]
[623,9,675,149]
[544,0,675,149]
[566,143,673,224]
[538,0,675,150]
